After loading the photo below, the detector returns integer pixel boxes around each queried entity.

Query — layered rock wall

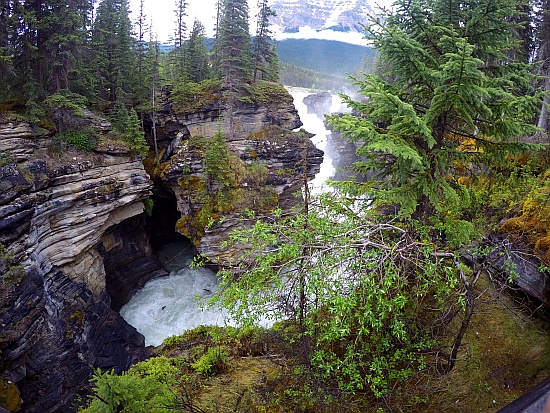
[0,121,156,412]
[151,90,323,264]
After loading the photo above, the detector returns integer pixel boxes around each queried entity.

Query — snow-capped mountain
[269,0,375,33]
[266,0,384,45]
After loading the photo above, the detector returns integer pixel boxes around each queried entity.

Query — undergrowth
[81,289,550,413]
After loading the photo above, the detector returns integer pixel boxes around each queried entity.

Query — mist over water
[120,89,346,347]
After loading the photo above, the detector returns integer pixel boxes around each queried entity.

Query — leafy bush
[82,368,176,413]
[191,346,229,376]
[56,128,97,152]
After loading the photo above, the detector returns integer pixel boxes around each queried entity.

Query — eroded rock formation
[149,87,323,265]
[0,120,158,412]
[0,85,323,412]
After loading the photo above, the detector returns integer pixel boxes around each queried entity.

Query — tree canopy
[328,0,543,231]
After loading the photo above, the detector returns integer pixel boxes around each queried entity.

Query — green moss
[143,198,154,216]
[70,311,85,324]
[171,79,221,114]
[243,81,294,105]
[0,378,22,412]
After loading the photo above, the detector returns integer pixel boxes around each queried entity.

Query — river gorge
[119,87,357,348]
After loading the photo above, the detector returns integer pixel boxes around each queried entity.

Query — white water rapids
[120,88,348,347]
[120,242,227,346]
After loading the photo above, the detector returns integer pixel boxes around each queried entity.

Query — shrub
[56,128,97,152]
[191,346,229,376]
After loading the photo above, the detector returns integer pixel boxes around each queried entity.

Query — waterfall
[120,88,345,346]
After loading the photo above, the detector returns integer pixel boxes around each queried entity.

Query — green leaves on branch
[211,194,463,399]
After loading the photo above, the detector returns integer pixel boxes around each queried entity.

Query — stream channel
[120,88,353,346]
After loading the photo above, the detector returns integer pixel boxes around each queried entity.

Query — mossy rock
[0,377,22,412]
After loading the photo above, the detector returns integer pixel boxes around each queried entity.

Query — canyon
[0,86,321,412]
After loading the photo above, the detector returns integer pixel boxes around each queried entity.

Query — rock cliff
[149,84,323,264]
[0,119,161,412]
[0,84,323,412]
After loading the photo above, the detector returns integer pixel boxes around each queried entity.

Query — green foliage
[252,0,278,82]
[213,0,252,82]
[184,20,211,83]
[44,91,88,114]
[327,0,542,227]
[279,62,353,91]
[143,198,154,216]
[55,128,97,152]
[277,39,374,78]
[0,244,24,285]
[171,78,221,114]
[242,81,293,105]
[211,193,463,399]
[191,346,230,376]
[203,131,231,188]
[82,368,176,413]
[111,102,147,155]
[0,151,12,167]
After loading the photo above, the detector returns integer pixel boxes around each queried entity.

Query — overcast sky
[129,0,392,45]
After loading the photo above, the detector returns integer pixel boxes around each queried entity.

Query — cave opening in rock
[100,191,191,312]
[146,192,189,251]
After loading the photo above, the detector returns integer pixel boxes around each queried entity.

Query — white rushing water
[120,242,227,346]
[121,88,343,347]
[288,87,349,193]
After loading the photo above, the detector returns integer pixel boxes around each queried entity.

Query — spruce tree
[92,0,137,104]
[535,0,550,131]
[213,0,251,83]
[252,0,278,82]
[328,0,541,229]
[0,0,16,101]
[169,0,188,82]
[185,19,211,83]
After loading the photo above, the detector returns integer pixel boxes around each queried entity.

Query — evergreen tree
[328,0,541,231]
[135,0,149,103]
[213,0,251,83]
[37,0,91,93]
[0,0,90,106]
[185,19,211,83]
[173,0,187,49]
[0,0,17,101]
[92,0,137,104]
[535,0,550,131]
[252,0,278,82]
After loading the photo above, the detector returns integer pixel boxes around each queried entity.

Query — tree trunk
[537,63,550,132]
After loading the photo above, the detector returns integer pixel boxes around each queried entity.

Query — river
[120,88,350,346]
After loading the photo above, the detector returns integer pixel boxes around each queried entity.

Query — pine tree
[213,0,251,83]
[185,19,211,83]
[328,0,541,227]
[252,0,278,82]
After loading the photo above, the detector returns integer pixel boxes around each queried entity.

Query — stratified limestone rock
[0,120,156,412]
[149,90,323,265]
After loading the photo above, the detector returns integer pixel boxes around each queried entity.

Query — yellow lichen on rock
[0,377,22,412]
